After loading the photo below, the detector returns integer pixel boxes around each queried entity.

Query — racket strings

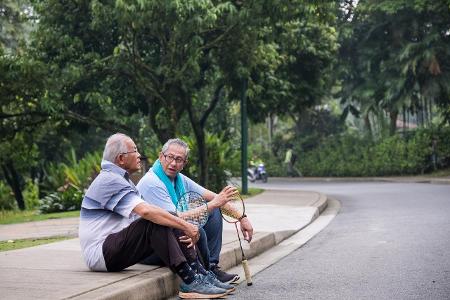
[177,192,209,228]
[220,191,245,223]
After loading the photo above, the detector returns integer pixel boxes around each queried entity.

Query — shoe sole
[228,275,240,284]
[224,286,236,294]
[178,291,228,299]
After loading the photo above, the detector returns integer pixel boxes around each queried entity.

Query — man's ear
[181,159,188,169]
[115,154,124,167]
[157,153,163,162]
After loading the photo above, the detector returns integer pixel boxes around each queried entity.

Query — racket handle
[242,259,253,286]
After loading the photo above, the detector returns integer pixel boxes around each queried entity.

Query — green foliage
[0,51,48,143]
[23,179,39,209]
[0,181,16,210]
[39,187,84,213]
[39,161,65,195]
[61,149,101,190]
[38,150,101,213]
[1,0,449,202]
[297,127,450,176]
[258,151,285,177]
[40,150,101,194]
[339,0,450,133]
[183,133,239,192]
[247,1,339,123]
[0,0,34,52]
[246,131,285,177]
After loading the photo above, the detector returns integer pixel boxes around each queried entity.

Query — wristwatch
[238,214,247,221]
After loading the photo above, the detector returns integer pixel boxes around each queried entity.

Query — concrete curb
[265,176,450,185]
[71,195,328,300]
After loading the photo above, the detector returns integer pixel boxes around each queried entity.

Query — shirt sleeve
[137,172,177,212]
[183,175,206,196]
[113,192,145,218]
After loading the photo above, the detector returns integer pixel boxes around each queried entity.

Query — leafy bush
[260,153,285,177]
[0,181,16,210]
[23,179,40,209]
[39,186,84,213]
[296,127,450,177]
[39,161,67,195]
[432,127,450,168]
[38,150,101,213]
[183,133,239,192]
[61,149,101,190]
[40,149,101,194]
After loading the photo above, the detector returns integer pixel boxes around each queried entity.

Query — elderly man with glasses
[137,138,254,284]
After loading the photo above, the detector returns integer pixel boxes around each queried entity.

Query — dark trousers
[141,211,220,268]
[102,218,191,272]
[140,228,207,267]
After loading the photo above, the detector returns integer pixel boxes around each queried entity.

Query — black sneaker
[210,264,240,284]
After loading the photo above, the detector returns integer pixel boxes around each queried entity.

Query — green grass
[425,167,450,177]
[0,210,80,225]
[0,236,71,252]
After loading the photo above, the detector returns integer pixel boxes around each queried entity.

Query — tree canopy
[1,0,449,209]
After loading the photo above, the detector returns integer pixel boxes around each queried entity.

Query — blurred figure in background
[284,144,302,177]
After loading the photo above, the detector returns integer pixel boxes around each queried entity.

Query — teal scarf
[152,159,185,206]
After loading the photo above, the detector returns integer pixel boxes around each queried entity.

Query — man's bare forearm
[133,202,190,231]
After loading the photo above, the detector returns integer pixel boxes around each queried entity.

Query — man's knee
[206,208,223,228]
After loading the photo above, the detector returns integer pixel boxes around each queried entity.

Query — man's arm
[201,185,238,211]
[133,202,199,245]
[203,188,254,242]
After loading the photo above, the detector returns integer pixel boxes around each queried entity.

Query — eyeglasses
[120,149,138,155]
[163,153,186,164]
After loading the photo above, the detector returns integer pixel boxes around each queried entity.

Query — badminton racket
[176,191,209,228]
[220,190,253,286]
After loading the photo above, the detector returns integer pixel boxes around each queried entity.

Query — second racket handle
[242,259,253,286]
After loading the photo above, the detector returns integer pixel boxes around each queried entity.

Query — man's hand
[210,185,238,209]
[178,235,195,248]
[182,223,200,247]
[239,217,254,242]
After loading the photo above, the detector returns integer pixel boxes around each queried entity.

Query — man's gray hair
[161,138,190,159]
[103,133,131,162]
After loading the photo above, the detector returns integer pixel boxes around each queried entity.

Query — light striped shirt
[79,161,144,271]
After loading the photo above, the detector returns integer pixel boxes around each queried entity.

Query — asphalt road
[233,180,450,300]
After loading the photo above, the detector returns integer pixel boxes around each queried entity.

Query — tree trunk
[187,106,208,186]
[186,85,223,187]
[194,126,207,187]
[147,100,177,144]
[402,106,406,134]
[364,113,372,138]
[1,161,25,210]
[389,110,398,135]
[428,99,432,127]
[267,114,273,146]
[423,98,428,128]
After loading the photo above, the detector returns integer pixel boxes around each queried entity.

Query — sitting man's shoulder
[137,169,164,192]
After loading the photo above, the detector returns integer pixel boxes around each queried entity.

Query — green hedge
[38,151,101,213]
[297,127,450,177]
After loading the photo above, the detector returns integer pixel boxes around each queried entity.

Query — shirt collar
[101,160,129,179]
